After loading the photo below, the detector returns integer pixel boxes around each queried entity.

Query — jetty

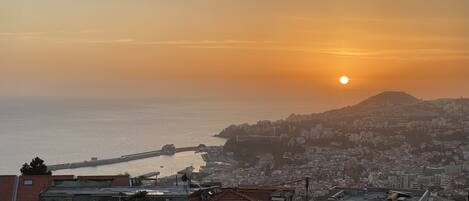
[48,144,218,171]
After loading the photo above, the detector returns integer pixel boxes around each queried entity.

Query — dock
[47,144,219,171]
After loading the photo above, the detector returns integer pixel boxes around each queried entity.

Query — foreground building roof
[320,187,430,201]
[190,185,295,201]
[0,174,129,201]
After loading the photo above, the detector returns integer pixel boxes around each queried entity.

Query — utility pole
[305,176,310,201]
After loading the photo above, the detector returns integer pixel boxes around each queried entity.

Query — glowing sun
[340,76,349,85]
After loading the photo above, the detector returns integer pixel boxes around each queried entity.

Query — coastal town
[194,92,469,201]
[1,92,468,201]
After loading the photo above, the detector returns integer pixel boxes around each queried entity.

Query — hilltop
[358,91,420,106]
[217,91,469,138]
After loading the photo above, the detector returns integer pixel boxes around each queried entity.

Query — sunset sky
[1,0,468,106]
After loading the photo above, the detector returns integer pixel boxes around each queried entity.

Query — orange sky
[1,0,468,106]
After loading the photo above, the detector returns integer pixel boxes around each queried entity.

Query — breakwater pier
[48,144,218,171]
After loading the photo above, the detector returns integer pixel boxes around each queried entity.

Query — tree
[20,157,52,175]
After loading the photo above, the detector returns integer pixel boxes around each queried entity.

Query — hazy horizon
[1,90,468,116]
[1,0,468,108]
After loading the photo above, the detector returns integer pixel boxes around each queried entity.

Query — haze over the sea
[0,97,327,175]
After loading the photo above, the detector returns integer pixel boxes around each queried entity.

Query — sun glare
[340,76,349,85]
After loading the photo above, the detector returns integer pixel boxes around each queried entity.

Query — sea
[0,97,326,177]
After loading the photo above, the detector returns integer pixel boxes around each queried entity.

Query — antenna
[305,176,310,201]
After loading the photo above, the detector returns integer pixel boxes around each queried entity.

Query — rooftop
[41,186,195,196]
[190,185,295,201]
[322,187,430,201]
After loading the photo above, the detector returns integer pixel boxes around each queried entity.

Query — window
[23,179,33,185]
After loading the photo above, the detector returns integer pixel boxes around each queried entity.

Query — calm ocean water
[0,97,324,176]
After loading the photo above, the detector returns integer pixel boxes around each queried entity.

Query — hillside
[217,91,469,138]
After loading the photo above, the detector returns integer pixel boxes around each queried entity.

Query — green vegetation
[20,157,52,175]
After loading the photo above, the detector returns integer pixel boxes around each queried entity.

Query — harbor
[47,144,219,171]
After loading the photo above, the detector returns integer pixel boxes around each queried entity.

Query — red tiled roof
[237,192,270,201]
[208,189,258,201]
[237,185,295,201]
[238,184,294,191]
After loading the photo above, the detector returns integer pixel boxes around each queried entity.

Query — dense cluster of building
[201,121,469,200]
[208,93,469,200]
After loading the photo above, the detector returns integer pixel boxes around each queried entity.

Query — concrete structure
[47,145,218,171]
